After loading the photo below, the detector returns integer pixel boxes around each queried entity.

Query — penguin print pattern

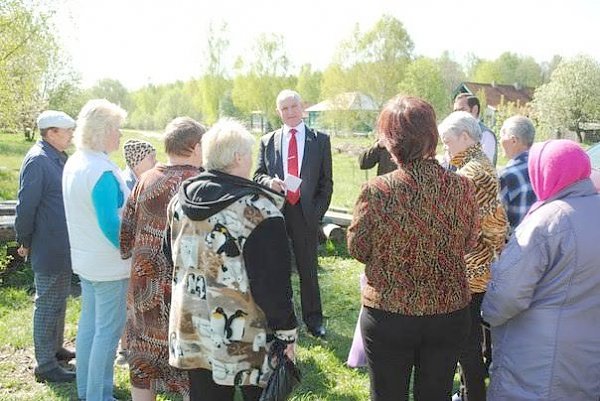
[167,193,284,386]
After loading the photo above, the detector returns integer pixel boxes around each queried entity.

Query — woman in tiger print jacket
[440,111,509,401]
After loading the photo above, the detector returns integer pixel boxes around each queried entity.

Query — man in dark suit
[254,89,333,338]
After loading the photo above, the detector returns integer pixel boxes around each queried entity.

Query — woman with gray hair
[439,111,508,401]
[165,119,297,401]
[62,99,130,401]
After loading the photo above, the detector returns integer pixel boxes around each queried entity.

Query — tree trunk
[576,128,583,143]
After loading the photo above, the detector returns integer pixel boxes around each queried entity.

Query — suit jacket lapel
[274,128,284,178]
[301,126,315,180]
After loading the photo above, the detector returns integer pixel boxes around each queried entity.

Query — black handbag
[259,340,301,401]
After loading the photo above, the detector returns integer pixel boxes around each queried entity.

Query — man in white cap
[15,110,77,383]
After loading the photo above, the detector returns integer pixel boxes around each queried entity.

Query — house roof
[305,92,379,112]
[455,82,534,109]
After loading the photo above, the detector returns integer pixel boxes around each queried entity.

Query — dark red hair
[376,95,438,165]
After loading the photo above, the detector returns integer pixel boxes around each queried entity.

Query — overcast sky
[53,0,600,90]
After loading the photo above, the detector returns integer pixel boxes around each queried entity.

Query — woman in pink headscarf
[482,139,600,401]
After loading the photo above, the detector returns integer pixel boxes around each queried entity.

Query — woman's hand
[284,342,296,362]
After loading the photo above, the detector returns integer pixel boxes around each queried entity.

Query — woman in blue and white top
[62,99,130,401]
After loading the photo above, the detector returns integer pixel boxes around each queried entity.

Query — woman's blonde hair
[74,99,127,151]
[202,119,254,172]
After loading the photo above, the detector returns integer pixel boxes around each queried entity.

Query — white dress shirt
[281,122,306,178]
[481,129,497,164]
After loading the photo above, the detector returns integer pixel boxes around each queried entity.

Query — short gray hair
[501,115,535,147]
[438,111,482,142]
[276,89,302,109]
[202,119,255,172]
[74,99,127,151]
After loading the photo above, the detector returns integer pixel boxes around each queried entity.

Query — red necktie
[287,128,300,205]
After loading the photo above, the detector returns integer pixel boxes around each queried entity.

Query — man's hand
[17,245,29,259]
[270,177,286,194]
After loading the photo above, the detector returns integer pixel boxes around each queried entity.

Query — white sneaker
[451,393,463,401]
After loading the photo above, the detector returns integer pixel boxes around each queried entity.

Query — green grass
[0,129,510,209]
[0,245,464,400]
[0,249,371,400]
[0,135,32,200]
[0,130,375,209]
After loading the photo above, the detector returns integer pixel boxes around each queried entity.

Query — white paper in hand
[284,174,302,192]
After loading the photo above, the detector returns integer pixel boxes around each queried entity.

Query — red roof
[457,82,534,109]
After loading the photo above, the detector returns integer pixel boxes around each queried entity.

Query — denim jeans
[76,278,128,401]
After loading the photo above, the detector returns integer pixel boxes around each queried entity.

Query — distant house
[305,92,379,133]
[453,82,534,126]
[306,92,379,113]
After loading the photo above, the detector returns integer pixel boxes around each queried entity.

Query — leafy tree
[231,33,295,127]
[541,55,562,83]
[325,15,414,106]
[46,75,86,121]
[513,55,543,87]
[320,63,352,100]
[88,78,132,111]
[198,22,231,124]
[0,0,58,138]
[436,51,466,97]
[471,60,503,84]
[533,55,600,142]
[128,83,164,130]
[492,99,533,138]
[464,53,482,80]
[296,64,321,104]
[153,82,201,129]
[398,57,451,118]
[470,52,542,88]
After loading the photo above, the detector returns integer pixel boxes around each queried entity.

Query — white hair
[501,115,536,147]
[74,99,127,151]
[438,111,482,142]
[276,89,302,109]
[202,119,255,172]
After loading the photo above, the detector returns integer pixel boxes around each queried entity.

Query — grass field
[0,130,375,209]
[0,251,375,401]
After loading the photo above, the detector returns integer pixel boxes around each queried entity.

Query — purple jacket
[482,178,600,401]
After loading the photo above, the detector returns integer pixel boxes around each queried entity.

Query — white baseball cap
[37,110,76,130]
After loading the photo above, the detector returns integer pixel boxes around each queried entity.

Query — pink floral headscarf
[527,139,591,215]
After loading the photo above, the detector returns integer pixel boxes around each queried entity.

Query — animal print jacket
[165,170,297,386]
[450,143,509,294]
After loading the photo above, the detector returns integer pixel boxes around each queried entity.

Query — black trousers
[361,305,470,401]
[188,369,262,401]
[457,292,487,401]
[284,203,323,327]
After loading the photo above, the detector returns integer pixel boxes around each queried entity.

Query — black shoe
[56,347,76,362]
[34,366,76,383]
[307,325,326,338]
